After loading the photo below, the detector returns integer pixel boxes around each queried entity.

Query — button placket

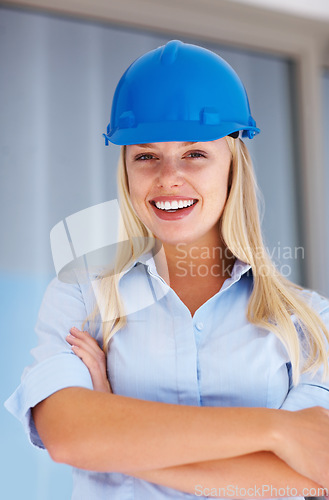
[195,321,204,332]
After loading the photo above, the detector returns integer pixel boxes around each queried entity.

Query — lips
[149,196,199,220]
[150,196,198,202]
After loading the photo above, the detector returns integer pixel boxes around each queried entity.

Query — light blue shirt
[5,252,329,499]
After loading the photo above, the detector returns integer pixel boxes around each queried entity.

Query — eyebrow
[134,142,197,148]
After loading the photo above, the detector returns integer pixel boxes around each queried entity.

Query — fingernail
[70,327,79,333]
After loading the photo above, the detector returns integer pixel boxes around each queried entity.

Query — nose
[156,157,184,188]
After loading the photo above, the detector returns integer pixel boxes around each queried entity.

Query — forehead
[125,138,231,155]
[128,141,196,149]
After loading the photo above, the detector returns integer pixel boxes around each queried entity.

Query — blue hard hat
[103,40,260,146]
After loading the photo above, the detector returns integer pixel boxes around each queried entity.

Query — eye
[134,153,157,161]
[185,151,207,159]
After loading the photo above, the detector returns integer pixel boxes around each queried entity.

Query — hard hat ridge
[103,40,260,146]
[160,39,181,65]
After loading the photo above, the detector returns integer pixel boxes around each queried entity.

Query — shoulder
[292,287,329,351]
[41,267,103,322]
[298,287,329,316]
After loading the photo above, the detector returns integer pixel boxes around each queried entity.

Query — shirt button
[195,322,204,331]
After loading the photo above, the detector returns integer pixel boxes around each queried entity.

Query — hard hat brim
[106,120,260,145]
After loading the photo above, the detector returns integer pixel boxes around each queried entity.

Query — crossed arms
[32,328,329,498]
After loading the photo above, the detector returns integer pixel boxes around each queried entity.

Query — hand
[66,327,112,394]
[271,406,329,490]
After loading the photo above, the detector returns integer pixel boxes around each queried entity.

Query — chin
[156,233,201,248]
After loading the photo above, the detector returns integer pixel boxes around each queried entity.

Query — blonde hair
[83,138,329,385]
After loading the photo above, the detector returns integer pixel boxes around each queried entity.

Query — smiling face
[125,139,232,250]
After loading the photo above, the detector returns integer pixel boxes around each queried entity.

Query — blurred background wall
[1,0,329,498]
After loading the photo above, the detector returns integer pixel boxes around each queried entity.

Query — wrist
[262,408,287,456]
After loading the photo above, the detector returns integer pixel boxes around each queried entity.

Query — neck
[152,233,235,286]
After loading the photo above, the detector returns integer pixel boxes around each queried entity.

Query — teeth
[154,199,195,210]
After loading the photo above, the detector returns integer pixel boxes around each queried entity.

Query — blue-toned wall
[324,70,329,297]
[0,273,74,499]
[1,6,308,499]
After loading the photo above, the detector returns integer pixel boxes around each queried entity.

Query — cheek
[126,174,148,216]
[127,170,140,200]
[204,174,230,218]
[203,168,230,203]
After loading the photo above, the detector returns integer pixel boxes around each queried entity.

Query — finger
[71,329,101,355]
[71,344,106,377]
[67,329,113,394]
[71,345,111,393]
[68,327,103,356]
[67,334,106,366]
[67,334,108,375]
[66,333,100,352]
[69,327,98,344]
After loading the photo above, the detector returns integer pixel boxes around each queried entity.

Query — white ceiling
[231,0,329,21]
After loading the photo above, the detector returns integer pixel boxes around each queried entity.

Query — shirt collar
[230,259,252,281]
[216,258,252,293]
[118,250,155,280]
[120,250,252,282]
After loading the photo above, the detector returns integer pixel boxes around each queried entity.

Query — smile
[152,199,198,212]
[149,198,199,221]
[150,199,198,213]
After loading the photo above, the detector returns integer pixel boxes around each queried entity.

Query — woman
[5,40,329,499]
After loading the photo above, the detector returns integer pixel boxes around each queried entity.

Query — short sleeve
[4,276,98,449]
[279,291,329,411]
